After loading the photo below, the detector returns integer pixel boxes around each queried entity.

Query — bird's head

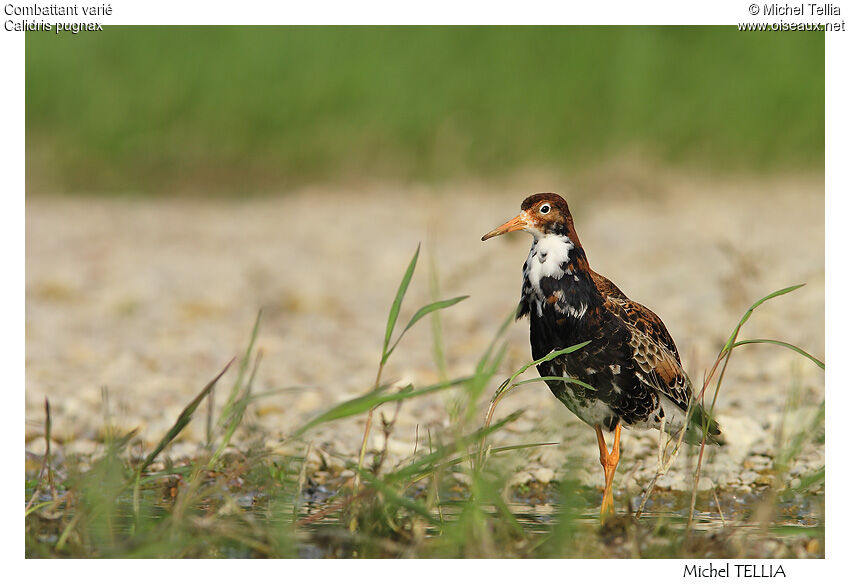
[481,193,579,243]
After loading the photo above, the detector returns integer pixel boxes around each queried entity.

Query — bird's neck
[519,233,602,323]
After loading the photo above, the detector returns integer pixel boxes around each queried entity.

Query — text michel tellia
[684,563,786,578]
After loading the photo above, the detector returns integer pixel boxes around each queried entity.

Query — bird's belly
[559,390,618,428]
[549,366,619,429]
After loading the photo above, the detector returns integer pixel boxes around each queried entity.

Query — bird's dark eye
[539,204,551,214]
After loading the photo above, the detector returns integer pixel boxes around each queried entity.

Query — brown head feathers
[520,193,583,247]
[520,192,569,213]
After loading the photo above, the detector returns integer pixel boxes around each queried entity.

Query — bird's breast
[523,235,577,292]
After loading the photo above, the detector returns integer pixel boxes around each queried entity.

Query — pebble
[509,471,534,487]
[530,467,555,484]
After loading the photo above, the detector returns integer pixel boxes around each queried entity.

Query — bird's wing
[590,270,629,301]
[602,293,692,411]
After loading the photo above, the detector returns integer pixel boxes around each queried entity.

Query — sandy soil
[25,168,825,495]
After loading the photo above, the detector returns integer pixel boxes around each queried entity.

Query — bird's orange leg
[595,422,622,519]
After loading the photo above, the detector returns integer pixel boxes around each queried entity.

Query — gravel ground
[25,168,824,496]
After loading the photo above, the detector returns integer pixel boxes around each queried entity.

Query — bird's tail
[684,400,725,446]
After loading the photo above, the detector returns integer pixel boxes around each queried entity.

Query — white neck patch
[524,234,574,290]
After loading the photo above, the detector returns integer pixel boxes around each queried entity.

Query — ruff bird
[481,193,722,517]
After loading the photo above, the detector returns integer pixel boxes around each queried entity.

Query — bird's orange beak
[481,212,528,241]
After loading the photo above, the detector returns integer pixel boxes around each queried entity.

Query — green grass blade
[478,476,525,536]
[732,338,824,370]
[458,309,516,418]
[209,351,262,466]
[491,341,591,405]
[355,468,441,526]
[384,295,469,361]
[218,310,262,426]
[481,343,593,455]
[511,375,597,392]
[457,310,518,419]
[409,441,559,483]
[723,284,805,351]
[245,385,314,402]
[387,410,526,483]
[24,500,56,518]
[294,375,472,436]
[137,358,234,475]
[769,525,823,537]
[401,296,468,336]
[777,399,824,470]
[382,244,420,360]
[462,341,509,421]
[476,310,515,375]
[488,441,559,453]
[428,250,449,382]
[789,465,825,493]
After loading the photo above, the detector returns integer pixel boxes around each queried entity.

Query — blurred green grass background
[26,26,824,195]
